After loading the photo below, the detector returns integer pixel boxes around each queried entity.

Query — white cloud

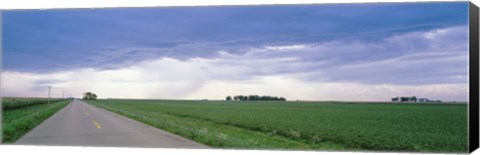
[0,56,468,101]
[188,76,468,101]
[263,44,309,51]
[214,25,469,85]
[1,72,40,97]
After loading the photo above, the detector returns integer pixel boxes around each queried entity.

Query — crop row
[87,100,468,152]
[2,98,68,110]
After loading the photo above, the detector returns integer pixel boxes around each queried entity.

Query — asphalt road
[15,100,209,148]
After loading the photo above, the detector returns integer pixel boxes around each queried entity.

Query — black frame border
[469,1,479,153]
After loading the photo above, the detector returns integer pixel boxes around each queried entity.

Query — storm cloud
[1,3,469,101]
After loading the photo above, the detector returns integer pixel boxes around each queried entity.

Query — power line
[46,85,69,99]
[48,86,51,104]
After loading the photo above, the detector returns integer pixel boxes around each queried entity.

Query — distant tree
[226,96,232,101]
[248,95,259,101]
[241,95,247,101]
[231,95,287,102]
[260,96,267,100]
[400,97,409,102]
[236,95,244,101]
[391,97,399,102]
[409,96,417,102]
[83,92,97,100]
[248,95,254,101]
[262,96,272,100]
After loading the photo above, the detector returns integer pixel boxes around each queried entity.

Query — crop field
[87,99,467,152]
[2,98,68,110]
[2,98,71,143]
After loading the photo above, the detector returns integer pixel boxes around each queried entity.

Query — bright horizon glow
[1,3,469,101]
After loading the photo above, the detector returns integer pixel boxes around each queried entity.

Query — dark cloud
[3,2,468,73]
[208,26,468,85]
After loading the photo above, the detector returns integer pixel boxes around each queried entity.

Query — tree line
[391,96,417,102]
[226,95,286,101]
[391,96,442,103]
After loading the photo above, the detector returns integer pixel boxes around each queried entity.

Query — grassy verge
[86,100,467,152]
[2,100,71,143]
[2,98,67,110]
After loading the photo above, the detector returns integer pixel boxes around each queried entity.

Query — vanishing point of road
[15,100,209,148]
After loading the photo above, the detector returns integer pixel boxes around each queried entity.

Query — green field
[2,98,68,110]
[86,99,468,152]
[2,98,71,143]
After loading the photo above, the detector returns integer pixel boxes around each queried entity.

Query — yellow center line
[93,121,102,129]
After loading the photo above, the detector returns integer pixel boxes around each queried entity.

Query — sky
[1,2,470,101]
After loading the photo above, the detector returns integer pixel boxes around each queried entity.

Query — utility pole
[48,86,51,104]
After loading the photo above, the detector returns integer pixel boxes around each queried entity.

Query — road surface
[15,100,209,148]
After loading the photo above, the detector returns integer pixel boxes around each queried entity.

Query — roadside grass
[2,98,66,110]
[2,99,71,143]
[86,100,467,152]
